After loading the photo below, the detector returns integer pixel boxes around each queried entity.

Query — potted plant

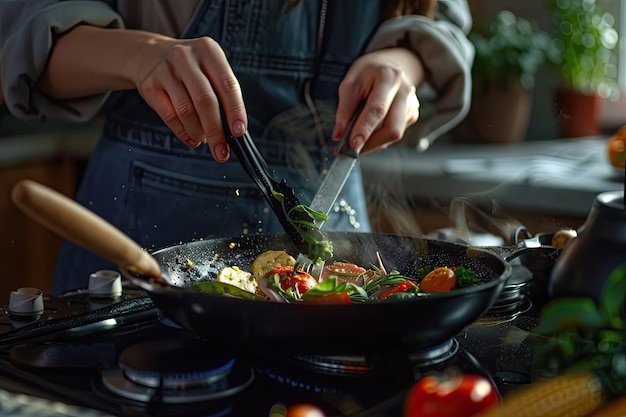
[462,10,556,143]
[549,0,620,138]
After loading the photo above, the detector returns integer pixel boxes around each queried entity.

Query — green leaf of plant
[535,297,605,335]
[599,264,626,330]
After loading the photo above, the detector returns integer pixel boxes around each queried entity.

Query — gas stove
[0,265,548,417]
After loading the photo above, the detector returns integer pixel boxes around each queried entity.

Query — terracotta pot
[554,88,602,138]
[464,85,531,144]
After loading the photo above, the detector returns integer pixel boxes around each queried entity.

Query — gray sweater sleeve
[0,1,124,122]
[365,0,474,150]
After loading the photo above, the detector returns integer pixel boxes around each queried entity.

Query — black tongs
[221,112,315,256]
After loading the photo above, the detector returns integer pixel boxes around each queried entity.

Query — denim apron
[52,0,381,294]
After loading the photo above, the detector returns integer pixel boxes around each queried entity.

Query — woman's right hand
[130,35,247,161]
[39,26,246,163]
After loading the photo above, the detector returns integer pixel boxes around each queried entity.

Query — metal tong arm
[220,111,310,254]
[226,130,277,200]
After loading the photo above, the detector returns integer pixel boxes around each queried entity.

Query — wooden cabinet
[0,157,83,304]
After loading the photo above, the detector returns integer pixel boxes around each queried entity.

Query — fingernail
[232,120,246,136]
[351,134,365,149]
[332,126,342,140]
[185,138,201,148]
[214,143,229,161]
[198,135,207,144]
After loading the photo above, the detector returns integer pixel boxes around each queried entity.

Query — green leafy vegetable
[186,281,266,300]
[271,189,333,261]
[454,266,482,288]
[267,275,368,302]
[302,277,368,301]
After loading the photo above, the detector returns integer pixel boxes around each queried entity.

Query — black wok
[126,231,512,355]
[10,180,513,356]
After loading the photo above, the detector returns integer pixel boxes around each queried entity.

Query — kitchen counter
[361,137,623,218]
[0,126,100,167]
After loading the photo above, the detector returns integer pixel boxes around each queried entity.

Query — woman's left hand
[333,47,424,154]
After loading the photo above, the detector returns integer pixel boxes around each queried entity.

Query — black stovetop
[0,265,549,417]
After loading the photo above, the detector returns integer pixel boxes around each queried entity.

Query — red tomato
[302,292,351,304]
[379,281,416,300]
[404,374,498,417]
[420,267,456,293]
[265,266,317,295]
[284,403,326,417]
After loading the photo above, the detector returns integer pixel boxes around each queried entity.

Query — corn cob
[474,372,605,417]
[586,395,626,417]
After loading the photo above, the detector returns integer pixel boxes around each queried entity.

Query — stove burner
[101,338,254,404]
[476,296,533,327]
[287,339,460,377]
[409,338,459,367]
[290,354,371,376]
[119,339,234,388]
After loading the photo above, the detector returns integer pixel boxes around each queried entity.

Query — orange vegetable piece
[607,125,626,170]
[420,267,456,293]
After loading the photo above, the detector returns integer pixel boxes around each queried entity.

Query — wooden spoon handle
[11,179,161,279]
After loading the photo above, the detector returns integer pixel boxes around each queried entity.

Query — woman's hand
[130,35,247,162]
[38,26,246,162]
[333,47,424,154]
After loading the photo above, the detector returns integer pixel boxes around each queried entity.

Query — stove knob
[8,287,44,316]
[88,270,122,298]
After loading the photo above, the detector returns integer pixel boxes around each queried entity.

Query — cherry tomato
[420,267,456,293]
[284,403,326,417]
[404,374,499,417]
[265,266,317,295]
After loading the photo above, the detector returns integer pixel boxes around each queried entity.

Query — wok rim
[139,233,513,304]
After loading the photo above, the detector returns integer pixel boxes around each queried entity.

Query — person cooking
[0,0,473,294]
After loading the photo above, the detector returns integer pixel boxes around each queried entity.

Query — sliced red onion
[258,277,288,303]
